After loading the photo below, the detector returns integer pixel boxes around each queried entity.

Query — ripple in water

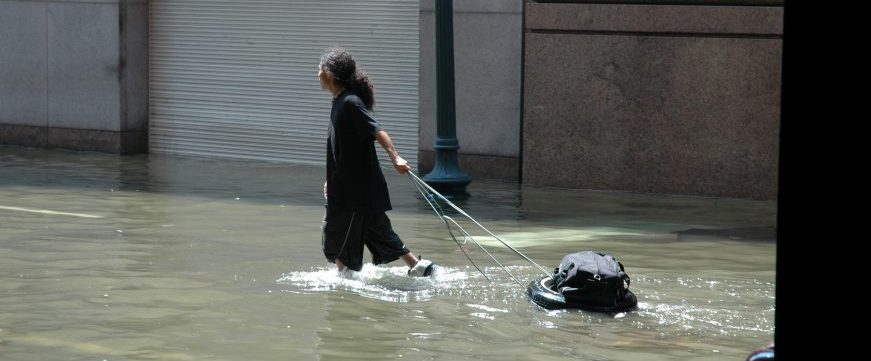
[278,266,773,338]
[277,264,493,303]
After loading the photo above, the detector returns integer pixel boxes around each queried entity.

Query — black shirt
[326,91,392,213]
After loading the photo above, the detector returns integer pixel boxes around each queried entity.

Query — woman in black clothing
[318,47,434,277]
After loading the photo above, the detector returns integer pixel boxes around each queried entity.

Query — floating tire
[526,275,638,313]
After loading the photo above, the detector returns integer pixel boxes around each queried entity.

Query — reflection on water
[0,146,775,360]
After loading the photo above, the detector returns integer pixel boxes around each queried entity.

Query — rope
[407,171,551,287]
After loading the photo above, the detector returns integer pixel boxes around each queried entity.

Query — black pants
[321,206,409,272]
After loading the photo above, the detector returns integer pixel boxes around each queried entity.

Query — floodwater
[0,146,775,361]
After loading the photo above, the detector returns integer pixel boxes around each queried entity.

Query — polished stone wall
[0,0,148,154]
[523,1,783,199]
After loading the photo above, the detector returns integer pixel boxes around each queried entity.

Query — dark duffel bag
[552,251,631,308]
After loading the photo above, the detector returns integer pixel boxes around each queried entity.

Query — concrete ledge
[526,2,783,35]
[0,123,45,147]
[418,150,520,182]
[0,123,147,154]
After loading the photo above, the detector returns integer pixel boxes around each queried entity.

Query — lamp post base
[423,149,471,199]
[422,175,471,200]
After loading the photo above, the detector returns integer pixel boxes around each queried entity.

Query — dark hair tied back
[320,47,375,109]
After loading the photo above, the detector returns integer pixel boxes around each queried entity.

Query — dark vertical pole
[424,0,471,197]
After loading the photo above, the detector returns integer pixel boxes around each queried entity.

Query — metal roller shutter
[149,0,419,167]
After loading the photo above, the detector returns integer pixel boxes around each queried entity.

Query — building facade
[0,0,783,199]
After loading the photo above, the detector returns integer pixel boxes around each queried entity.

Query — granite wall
[0,0,148,154]
[523,1,783,199]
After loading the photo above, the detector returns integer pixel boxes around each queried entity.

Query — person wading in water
[318,47,435,277]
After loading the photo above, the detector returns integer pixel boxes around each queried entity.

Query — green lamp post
[423,0,471,197]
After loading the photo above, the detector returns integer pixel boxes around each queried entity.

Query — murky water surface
[0,146,775,360]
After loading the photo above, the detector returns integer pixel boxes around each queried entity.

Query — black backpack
[553,251,631,308]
